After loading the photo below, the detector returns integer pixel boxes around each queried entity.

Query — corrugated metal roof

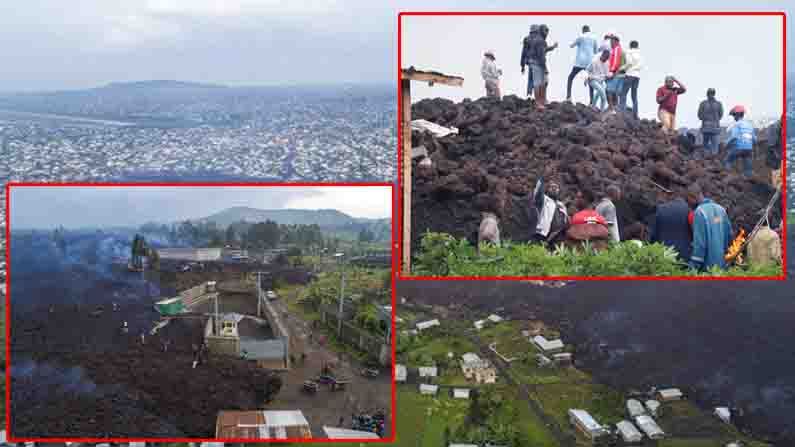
[616,420,643,442]
[323,426,380,439]
[395,364,407,381]
[635,415,665,438]
[453,388,471,399]
[419,366,438,377]
[264,410,310,428]
[462,353,481,364]
[416,319,440,330]
[216,410,311,439]
[420,384,438,394]
[568,409,603,432]
[627,399,646,417]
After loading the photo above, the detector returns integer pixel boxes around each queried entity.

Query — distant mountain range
[102,80,228,90]
[197,206,388,228]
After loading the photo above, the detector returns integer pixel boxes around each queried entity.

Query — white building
[419,366,438,378]
[460,352,497,384]
[533,335,565,353]
[487,314,504,323]
[645,400,660,416]
[420,384,439,395]
[634,415,665,440]
[416,319,440,331]
[553,353,573,365]
[453,388,471,399]
[626,399,646,418]
[474,320,486,330]
[658,388,683,401]
[568,409,608,439]
[323,426,380,439]
[715,407,731,424]
[616,420,643,443]
[395,364,407,382]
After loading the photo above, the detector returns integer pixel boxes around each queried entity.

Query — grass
[403,333,478,368]
[656,401,772,447]
[530,382,624,430]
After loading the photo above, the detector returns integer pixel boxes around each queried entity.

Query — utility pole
[335,253,345,338]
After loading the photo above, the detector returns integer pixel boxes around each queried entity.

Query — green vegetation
[414,232,782,277]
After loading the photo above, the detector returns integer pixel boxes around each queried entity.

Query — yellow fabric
[746,226,781,266]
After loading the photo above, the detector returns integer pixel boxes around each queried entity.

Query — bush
[414,232,781,277]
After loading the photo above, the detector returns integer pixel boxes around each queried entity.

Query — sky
[0,0,791,92]
[9,186,392,229]
[403,15,785,127]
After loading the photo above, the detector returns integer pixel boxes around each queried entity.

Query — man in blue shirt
[566,25,598,104]
[686,184,732,271]
[723,105,757,177]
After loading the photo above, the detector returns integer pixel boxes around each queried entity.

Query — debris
[409,97,781,252]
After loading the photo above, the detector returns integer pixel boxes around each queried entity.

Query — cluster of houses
[568,388,685,444]
[395,351,498,400]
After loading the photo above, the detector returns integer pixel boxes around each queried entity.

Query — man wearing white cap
[481,50,503,98]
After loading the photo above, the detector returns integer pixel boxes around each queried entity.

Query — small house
[416,319,440,331]
[626,399,646,418]
[322,426,380,439]
[487,314,503,323]
[645,400,660,416]
[474,320,486,330]
[533,335,564,353]
[418,366,438,378]
[215,410,312,439]
[453,388,471,399]
[419,384,438,395]
[657,388,683,401]
[395,364,407,382]
[616,420,643,443]
[568,409,607,439]
[460,353,497,384]
[715,407,731,424]
[634,415,665,440]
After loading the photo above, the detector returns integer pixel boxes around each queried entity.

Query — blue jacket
[690,198,732,270]
[570,33,598,68]
[727,119,756,151]
[649,198,692,262]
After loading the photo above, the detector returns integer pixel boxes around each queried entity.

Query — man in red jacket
[605,33,624,113]
[565,189,610,250]
[656,76,687,132]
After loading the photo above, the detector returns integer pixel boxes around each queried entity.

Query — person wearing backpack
[697,88,724,158]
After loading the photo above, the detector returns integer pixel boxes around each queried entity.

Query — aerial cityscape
[0,81,396,182]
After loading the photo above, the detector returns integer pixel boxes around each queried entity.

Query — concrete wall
[206,334,240,357]
[319,309,391,366]
[158,248,222,261]
[258,289,290,369]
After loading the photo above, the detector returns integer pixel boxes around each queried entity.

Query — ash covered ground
[7,230,391,438]
[397,237,795,444]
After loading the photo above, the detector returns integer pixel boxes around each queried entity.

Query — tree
[225,225,237,244]
[358,228,375,243]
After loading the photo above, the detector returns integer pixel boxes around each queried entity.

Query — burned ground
[410,96,781,251]
[396,236,795,445]
[8,231,391,438]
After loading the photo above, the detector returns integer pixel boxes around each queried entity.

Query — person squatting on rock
[477,211,501,252]
[687,183,732,271]
[595,184,622,243]
[697,88,724,158]
[618,40,642,118]
[585,50,611,112]
[604,32,624,113]
[565,188,610,251]
[723,105,756,178]
[656,75,687,132]
[566,25,597,104]
[481,50,503,99]
[532,177,569,245]
[521,24,558,110]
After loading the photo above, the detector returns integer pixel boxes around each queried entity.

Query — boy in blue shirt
[566,25,598,104]
[687,183,732,271]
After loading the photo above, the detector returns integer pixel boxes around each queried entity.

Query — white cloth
[595,197,621,242]
[586,54,610,82]
[536,195,567,237]
[621,48,643,78]
[481,57,501,83]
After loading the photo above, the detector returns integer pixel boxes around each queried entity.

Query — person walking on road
[697,88,724,158]
[481,50,503,98]
[656,76,687,132]
[566,25,598,104]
